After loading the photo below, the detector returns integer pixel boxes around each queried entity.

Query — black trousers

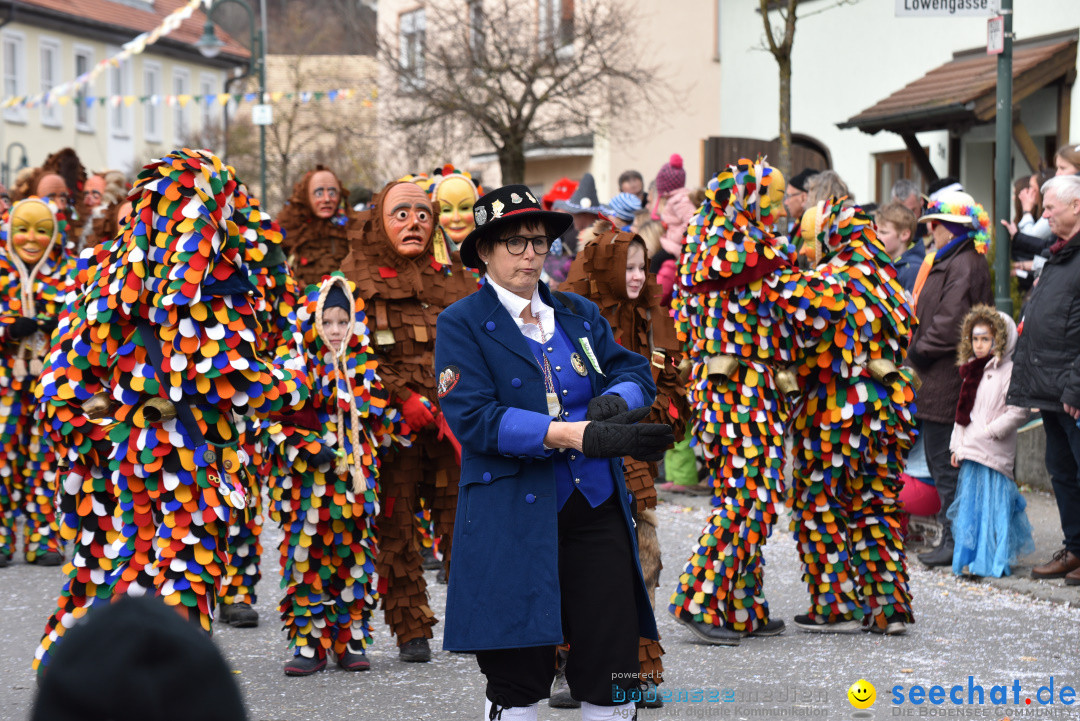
[1041,411,1080,554]
[476,492,641,708]
[921,419,959,545]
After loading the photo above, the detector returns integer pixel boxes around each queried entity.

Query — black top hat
[460,184,574,269]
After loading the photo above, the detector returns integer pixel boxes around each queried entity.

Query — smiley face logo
[847,679,876,709]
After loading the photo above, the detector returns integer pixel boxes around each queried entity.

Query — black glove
[37,317,59,336]
[8,316,39,340]
[586,394,629,421]
[582,406,674,462]
[297,442,337,467]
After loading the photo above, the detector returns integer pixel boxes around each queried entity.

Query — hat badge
[491,199,505,218]
[475,206,488,226]
[510,192,523,204]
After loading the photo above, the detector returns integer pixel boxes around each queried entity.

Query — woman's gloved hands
[296,442,337,467]
[402,393,436,430]
[8,316,40,340]
[582,406,673,462]
[585,394,629,421]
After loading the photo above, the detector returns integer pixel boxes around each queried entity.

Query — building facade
[0,0,247,182]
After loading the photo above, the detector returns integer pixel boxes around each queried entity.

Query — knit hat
[788,168,817,193]
[323,283,352,312]
[601,192,643,224]
[557,173,599,214]
[32,596,249,721]
[655,154,686,197]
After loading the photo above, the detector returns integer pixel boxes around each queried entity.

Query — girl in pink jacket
[948,305,1034,577]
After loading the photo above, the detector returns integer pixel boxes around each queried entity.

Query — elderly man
[1007,174,1080,584]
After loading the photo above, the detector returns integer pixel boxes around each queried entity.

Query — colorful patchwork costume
[267,273,399,672]
[33,149,308,673]
[788,198,917,633]
[0,198,75,567]
[668,159,844,639]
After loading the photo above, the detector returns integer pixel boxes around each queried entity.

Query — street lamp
[196,0,267,203]
[2,141,28,188]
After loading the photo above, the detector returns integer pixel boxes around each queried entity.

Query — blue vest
[523,323,615,510]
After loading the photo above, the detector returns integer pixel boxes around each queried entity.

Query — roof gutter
[836,102,975,134]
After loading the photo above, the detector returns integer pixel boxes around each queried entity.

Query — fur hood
[957,304,1015,366]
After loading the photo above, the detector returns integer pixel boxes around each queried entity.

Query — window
[173,68,190,144]
[399,8,426,89]
[144,62,161,142]
[468,0,485,61]
[538,0,574,55]
[199,74,217,139]
[75,47,93,132]
[2,33,26,123]
[109,57,132,138]
[874,149,926,206]
[39,38,61,127]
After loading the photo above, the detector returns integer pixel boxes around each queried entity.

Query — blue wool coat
[434,281,660,651]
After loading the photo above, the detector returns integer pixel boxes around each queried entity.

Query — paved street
[3,488,1079,721]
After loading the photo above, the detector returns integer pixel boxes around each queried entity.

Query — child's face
[877,221,910,260]
[625,244,646,300]
[322,306,351,351]
[971,323,994,359]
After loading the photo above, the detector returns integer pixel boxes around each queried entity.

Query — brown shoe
[1066,566,1080,587]
[1031,549,1080,579]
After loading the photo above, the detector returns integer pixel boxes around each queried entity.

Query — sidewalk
[656,483,1080,610]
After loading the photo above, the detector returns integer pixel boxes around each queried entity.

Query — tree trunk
[777,55,792,179]
[497,137,527,186]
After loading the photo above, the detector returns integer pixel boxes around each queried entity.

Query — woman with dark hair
[435,185,672,721]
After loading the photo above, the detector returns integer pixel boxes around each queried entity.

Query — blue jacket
[894,240,926,293]
[434,281,659,651]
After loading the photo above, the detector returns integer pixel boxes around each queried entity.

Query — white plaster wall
[718,0,1080,207]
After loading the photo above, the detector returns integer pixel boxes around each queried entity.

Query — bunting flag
[3,86,378,110]
[3,0,206,109]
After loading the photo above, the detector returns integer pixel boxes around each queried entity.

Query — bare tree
[758,0,862,177]
[378,0,660,185]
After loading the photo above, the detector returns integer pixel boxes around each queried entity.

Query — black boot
[918,542,954,567]
[220,602,259,628]
[29,551,63,566]
[399,637,431,662]
[549,647,579,708]
[284,651,326,677]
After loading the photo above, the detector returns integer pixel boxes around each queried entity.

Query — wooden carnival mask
[382,182,434,258]
[9,199,56,265]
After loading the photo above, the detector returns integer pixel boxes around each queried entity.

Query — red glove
[435,412,462,465]
[402,393,436,431]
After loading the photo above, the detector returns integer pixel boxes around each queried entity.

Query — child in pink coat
[948,305,1034,577]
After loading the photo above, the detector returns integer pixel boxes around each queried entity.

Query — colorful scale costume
[562,220,690,682]
[340,181,474,648]
[277,165,356,289]
[668,159,844,633]
[0,198,74,565]
[34,149,308,672]
[266,273,398,662]
[788,198,917,628]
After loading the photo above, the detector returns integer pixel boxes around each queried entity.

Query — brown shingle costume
[14,148,92,249]
[340,181,474,647]
[278,165,357,289]
[561,221,690,686]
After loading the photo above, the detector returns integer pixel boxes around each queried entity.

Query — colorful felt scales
[0,198,74,565]
[34,149,309,673]
[788,198,917,628]
[667,159,845,633]
[266,273,400,661]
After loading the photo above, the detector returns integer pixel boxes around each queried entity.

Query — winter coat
[894,240,926,294]
[906,238,993,423]
[950,308,1029,480]
[659,187,695,257]
[1007,229,1080,411]
[434,281,658,651]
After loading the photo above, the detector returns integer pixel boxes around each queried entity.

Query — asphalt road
[3,488,1079,721]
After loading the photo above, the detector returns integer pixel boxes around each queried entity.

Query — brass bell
[136,397,177,426]
[774,368,801,399]
[82,393,116,420]
[705,354,739,380]
[868,358,901,387]
[907,368,923,393]
[676,357,693,384]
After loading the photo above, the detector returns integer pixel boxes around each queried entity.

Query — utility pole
[993,0,1013,315]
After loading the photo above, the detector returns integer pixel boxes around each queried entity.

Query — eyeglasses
[785,190,806,199]
[501,235,553,255]
[85,190,102,200]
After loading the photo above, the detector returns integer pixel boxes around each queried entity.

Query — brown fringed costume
[340,181,474,649]
[277,165,357,289]
[561,222,690,687]
[14,149,91,249]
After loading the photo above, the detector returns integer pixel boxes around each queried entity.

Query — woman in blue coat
[435,185,673,721]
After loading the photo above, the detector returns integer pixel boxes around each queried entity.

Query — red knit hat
[655,154,686,197]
